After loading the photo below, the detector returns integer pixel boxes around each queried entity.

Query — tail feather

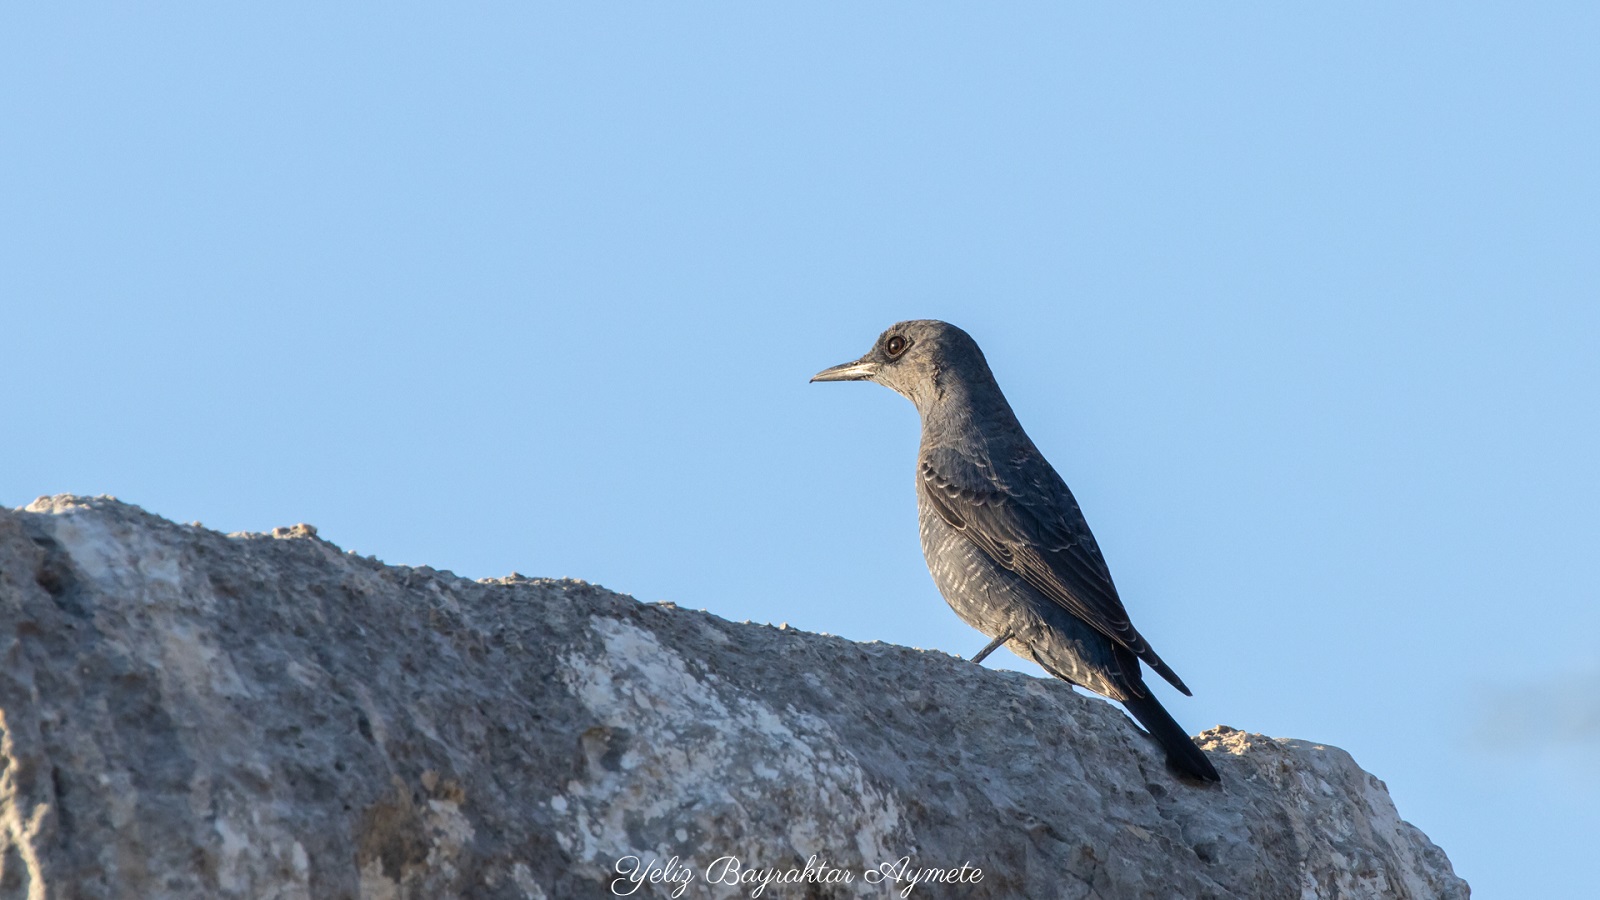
[1122,692,1219,783]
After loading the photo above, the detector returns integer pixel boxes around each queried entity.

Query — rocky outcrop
[0,496,1466,899]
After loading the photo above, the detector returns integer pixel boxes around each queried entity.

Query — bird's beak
[810,357,879,383]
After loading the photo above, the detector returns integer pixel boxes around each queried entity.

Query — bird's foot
[969,632,1011,665]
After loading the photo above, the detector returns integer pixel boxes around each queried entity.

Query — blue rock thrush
[812,319,1219,782]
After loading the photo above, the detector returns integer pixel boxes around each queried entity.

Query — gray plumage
[813,319,1219,782]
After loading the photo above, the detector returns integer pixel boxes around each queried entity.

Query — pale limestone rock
[0,496,1467,899]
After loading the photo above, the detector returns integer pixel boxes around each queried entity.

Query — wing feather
[920,447,1191,696]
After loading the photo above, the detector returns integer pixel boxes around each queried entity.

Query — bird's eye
[885,335,908,357]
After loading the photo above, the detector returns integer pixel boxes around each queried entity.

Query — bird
[811,319,1219,782]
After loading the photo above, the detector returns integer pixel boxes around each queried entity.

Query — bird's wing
[919,446,1191,695]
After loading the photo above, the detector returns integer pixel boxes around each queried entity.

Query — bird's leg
[969,631,1012,665]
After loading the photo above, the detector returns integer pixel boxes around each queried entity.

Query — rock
[0,495,1467,899]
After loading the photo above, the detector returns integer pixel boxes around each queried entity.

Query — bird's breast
[916,488,1025,635]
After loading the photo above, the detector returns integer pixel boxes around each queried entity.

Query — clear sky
[5,4,1596,896]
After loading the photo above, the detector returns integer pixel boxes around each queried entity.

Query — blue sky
[5,4,1597,896]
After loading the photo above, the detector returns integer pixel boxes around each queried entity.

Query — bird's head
[810,319,988,412]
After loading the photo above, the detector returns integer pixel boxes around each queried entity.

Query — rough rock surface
[0,496,1467,899]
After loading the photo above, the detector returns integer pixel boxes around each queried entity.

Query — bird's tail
[1122,692,1220,783]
